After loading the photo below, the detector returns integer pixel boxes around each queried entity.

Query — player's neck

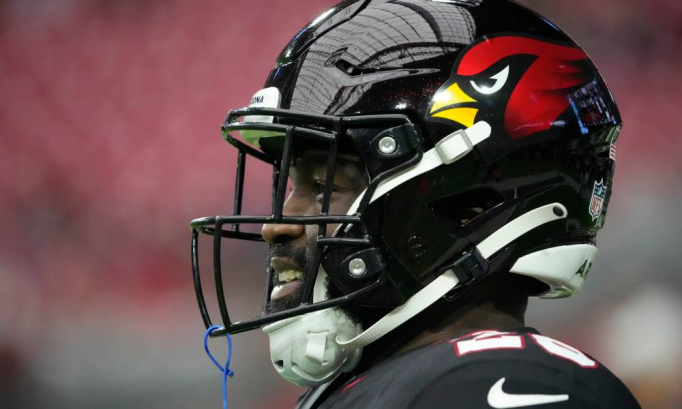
[358,275,530,371]
[360,302,525,369]
[391,301,525,356]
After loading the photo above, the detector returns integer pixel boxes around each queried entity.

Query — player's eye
[470,65,510,95]
[314,180,340,202]
[315,180,334,200]
[315,181,326,197]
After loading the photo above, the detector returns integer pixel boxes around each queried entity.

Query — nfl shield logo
[589,179,607,221]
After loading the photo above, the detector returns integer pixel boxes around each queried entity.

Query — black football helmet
[190,0,620,354]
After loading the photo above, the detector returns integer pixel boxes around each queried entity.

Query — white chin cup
[262,307,363,387]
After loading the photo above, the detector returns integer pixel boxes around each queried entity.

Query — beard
[264,244,382,331]
[323,273,387,330]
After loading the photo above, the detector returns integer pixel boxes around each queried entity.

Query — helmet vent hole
[334,59,380,77]
[274,360,284,370]
[429,187,504,227]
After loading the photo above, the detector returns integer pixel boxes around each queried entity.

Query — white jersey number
[454,331,525,356]
[452,331,596,368]
[529,334,597,368]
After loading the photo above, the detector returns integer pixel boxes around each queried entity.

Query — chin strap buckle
[442,247,489,301]
[451,246,489,285]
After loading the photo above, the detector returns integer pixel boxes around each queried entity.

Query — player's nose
[262,222,305,244]
[262,185,308,244]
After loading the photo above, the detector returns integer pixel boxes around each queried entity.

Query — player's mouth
[270,257,305,302]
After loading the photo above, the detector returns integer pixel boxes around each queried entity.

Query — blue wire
[204,326,234,409]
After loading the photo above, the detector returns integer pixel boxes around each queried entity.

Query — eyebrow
[298,149,362,163]
[293,150,362,171]
[291,149,366,179]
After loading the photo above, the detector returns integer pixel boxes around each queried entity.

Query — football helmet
[190,0,621,386]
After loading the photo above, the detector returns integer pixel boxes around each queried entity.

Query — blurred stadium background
[1,0,680,407]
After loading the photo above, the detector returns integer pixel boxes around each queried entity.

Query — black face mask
[191,107,421,337]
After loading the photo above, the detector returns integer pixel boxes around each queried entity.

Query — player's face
[262,149,368,313]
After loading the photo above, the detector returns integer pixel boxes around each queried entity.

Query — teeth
[278,270,303,283]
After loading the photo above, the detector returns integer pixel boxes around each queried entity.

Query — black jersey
[296,328,639,409]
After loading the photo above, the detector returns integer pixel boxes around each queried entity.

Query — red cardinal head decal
[428,35,592,140]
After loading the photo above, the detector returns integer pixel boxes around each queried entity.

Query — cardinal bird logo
[428,35,592,140]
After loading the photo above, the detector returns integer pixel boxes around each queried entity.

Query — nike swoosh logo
[488,378,569,408]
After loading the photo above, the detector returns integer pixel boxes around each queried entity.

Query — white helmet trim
[240,87,284,146]
[511,244,598,298]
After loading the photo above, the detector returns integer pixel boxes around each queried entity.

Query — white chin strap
[263,121,571,386]
[337,202,567,349]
